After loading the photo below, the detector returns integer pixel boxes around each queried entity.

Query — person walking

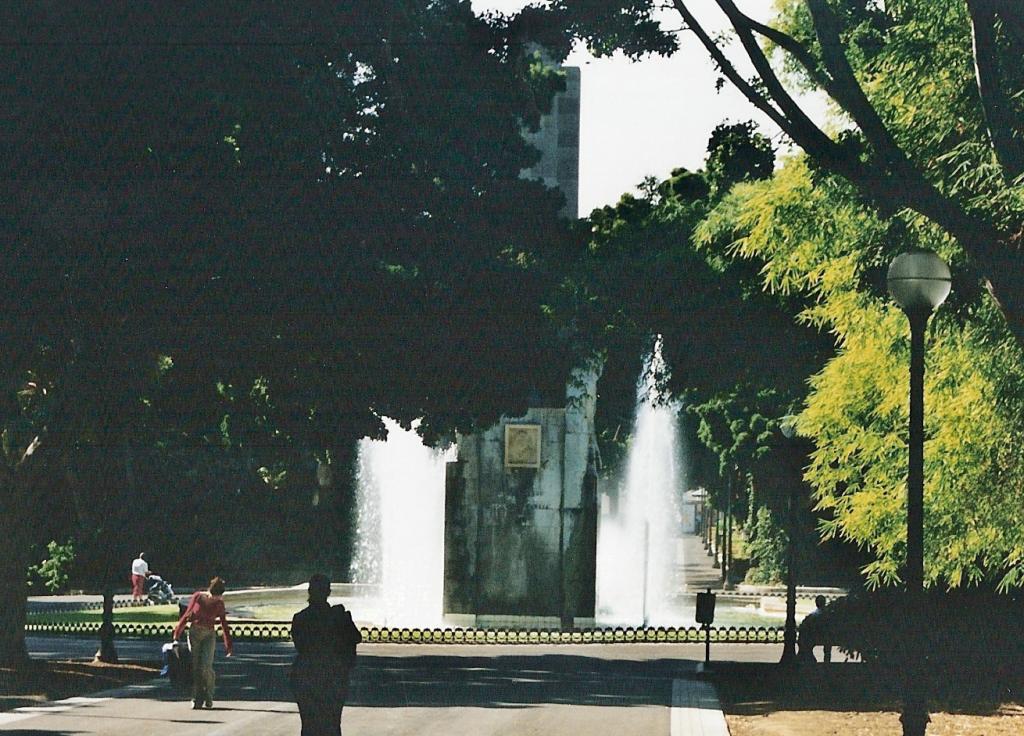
[290,574,361,736]
[130,553,149,605]
[173,576,233,709]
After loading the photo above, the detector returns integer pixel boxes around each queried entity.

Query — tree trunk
[0,472,33,667]
[0,497,31,666]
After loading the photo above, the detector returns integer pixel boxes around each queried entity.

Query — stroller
[161,640,192,687]
[145,574,176,605]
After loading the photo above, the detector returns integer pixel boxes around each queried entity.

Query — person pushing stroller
[130,553,150,605]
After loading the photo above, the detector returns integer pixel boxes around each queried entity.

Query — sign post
[695,588,716,666]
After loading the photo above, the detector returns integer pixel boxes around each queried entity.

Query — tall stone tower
[442,55,590,629]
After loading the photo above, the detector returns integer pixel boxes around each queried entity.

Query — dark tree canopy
[704,122,776,196]
[0,2,577,663]
[0,2,577,446]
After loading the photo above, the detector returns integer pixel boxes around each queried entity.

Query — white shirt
[132,557,149,576]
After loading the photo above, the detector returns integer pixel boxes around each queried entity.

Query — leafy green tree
[27,541,76,595]
[510,0,1024,347]
[704,122,777,198]
[702,155,1024,589]
[556,124,832,577]
[0,2,574,664]
[743,506,789,584]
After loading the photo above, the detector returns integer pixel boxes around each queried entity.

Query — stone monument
[443,367,600,629]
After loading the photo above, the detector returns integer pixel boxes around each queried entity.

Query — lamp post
[778,416,798,666]
[887,250,951,736]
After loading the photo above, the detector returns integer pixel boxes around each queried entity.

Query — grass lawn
[27,603,290,624]
[714,662,1024,735]
[0,660,160,712]
[27,605,180,624]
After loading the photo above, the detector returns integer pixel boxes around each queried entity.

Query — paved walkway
[1,637,769,735]
[678,533,724,592]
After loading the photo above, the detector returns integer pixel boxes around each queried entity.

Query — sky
[471,0,829,216]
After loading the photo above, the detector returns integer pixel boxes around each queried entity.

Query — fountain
[227,356,795,630]
[350,417,454,627]
[596,337,686,626]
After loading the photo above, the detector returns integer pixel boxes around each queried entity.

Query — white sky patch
[471,0,829,215]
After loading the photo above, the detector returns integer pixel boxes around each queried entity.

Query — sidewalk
[5,637,741,735]
[679,533,726,592]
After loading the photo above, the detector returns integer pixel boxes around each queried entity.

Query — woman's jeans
[188,626,217,703]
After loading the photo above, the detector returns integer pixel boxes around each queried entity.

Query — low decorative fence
[26,620,784,645]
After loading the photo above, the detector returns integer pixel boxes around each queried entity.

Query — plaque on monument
[504,424,541,468]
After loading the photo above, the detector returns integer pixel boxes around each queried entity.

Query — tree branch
[714,0,839,157]
[672,1,897,206]
[800,1,1012,253]
[675,1,1013,250]
[670,0,791,136]
[672,0,1024,347]
[967,0,1024,181]
[803,0,916,176]
[730,10,837,96]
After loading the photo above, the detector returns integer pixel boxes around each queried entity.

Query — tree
[0,2,574,664]
[704,121,776,198]
[512,0,1024,346]
[700,154,1024,590]
[553,124,833,582]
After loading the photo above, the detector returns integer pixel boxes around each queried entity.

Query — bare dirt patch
[0,659,160,711]
[715,662,1024,736]
[727,707,1024,735]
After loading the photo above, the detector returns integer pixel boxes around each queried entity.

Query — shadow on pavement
[348,654,689,708]
[130,652,699,709]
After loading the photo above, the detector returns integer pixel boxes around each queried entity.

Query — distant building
[520,61,581,219]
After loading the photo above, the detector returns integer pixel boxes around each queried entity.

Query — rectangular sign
[504,424,541,468]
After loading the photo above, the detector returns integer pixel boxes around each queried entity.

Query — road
[1,637,783,734]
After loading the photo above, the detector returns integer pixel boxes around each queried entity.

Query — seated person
[798,595,832,663]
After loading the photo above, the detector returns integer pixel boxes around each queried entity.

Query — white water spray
[350,418,454,627]
[596,337,684,625]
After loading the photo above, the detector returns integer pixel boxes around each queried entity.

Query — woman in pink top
[173,576,233,709]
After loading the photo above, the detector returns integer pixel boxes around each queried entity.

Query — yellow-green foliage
[772,0,1024,226]
[701,158,1024,589]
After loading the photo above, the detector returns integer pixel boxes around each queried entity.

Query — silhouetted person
[291,574,361,736]
[798,594,832,663]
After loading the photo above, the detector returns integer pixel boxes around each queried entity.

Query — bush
[818,588,1024,685]
[27,539,76,594]
[743,506,788,584]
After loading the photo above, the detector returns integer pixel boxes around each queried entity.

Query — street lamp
[887,250,951,736]
[778,415,799,666]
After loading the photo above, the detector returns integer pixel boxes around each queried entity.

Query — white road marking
[0,696,112,726]
[670,678,730,736]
